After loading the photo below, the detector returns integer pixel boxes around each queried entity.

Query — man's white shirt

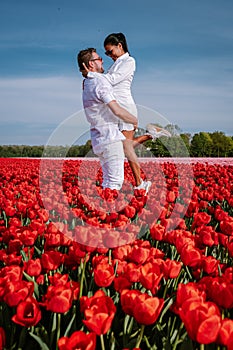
[82,74,125,154]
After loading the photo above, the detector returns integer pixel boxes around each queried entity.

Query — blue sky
[0,0,233,145]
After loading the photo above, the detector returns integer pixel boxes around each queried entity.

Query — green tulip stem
[79,253,88,298]
[100,334,106,350]
[135,324,145,348]
[56,313,61,350]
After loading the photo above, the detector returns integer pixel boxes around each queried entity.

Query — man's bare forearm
[107,101,138,127]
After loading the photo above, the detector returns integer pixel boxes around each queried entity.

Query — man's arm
[96,76,138,129]
[107,100,138,129]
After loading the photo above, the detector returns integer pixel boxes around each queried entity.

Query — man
[77,48,139,191]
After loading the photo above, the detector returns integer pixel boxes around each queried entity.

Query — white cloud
[0,65,232,146]
[133,58,233,135]
[0,75,83,122]
[0,75,91,144]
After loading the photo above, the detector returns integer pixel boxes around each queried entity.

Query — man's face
[89,52,104,73]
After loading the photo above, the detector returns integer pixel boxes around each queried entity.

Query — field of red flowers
[0,157,233,350]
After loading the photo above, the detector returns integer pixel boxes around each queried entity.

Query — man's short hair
[77,48,96,71]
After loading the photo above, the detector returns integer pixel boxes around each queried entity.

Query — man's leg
[99,141,125,190]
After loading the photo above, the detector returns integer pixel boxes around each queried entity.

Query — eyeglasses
[89,56,103,62]
[105,49,113,56]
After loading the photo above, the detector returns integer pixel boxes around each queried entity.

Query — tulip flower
[80,290,116,335]
[93,262,115,287]
[58,331,96,350]
[42,285,73,313]
[0,327,6,350]
[121,289,164,325]
[12,296,41,327]
[179,299,221,344]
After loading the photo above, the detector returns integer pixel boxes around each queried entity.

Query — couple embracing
[77,33,170,195]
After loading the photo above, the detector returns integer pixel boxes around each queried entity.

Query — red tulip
[58,331,96,350]
[133,293,164,325]
[42,285,73,313]
[128,245,150,265]
[120,289,143,317]
[150,223,165,241]
[180,244,202,268]
[166,191,176,203]
[114,275,132,293]
[227,335,233,350]
[173,282,206,313]
[80,290,116,335]
[0,327,6,350]
[4,204,17,217]
[20,228,38,246]
[217,318,233,346]
[12,296,41,327]
[93,262,115,287]
[121,289,164,325]
[3,281,34,307]
[199,276,233,309]
[124,205,136,219]
[139,262,163,294]
[41,251,64,271]
[192,212,211,229]
[124,262,141,283]
[162,259,182,279]
[112,244,132,260]
[201,256,220,276]
[214,206,228,221]
[179,299,221,344]
[220,218,233,236]
[195,225,218,247]
[24,258,42,277]
[0,265,22,282]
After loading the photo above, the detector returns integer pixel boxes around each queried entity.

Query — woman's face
[104,43,125,61]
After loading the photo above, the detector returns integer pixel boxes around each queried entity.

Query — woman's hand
[82,62,90,76]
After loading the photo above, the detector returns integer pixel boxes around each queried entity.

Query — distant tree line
[0,141,92,158]
[135,125,233,157]
[147,131,233,157]
[0,128,233,158]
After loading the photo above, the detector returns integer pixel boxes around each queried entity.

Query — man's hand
[107,101,138,126]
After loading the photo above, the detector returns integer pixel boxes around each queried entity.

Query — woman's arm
[84,58,135,85]
[102,59,135,85]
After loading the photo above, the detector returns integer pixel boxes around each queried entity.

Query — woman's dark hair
[104,33,129,53]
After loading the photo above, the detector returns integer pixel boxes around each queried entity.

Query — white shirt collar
[116,52,129,61]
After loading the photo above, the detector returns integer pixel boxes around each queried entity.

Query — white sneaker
[134,180,152,194]
[146,123,171,140]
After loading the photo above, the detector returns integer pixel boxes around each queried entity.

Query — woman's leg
[121,130,142,187]
[132,125,171,147]
[132,134,152,147]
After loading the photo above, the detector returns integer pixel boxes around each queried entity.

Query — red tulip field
[0,157,233,350]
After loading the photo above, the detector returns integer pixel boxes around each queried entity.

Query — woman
[84,33,169,191]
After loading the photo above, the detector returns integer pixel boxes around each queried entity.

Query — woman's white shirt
[87,53,137,117]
